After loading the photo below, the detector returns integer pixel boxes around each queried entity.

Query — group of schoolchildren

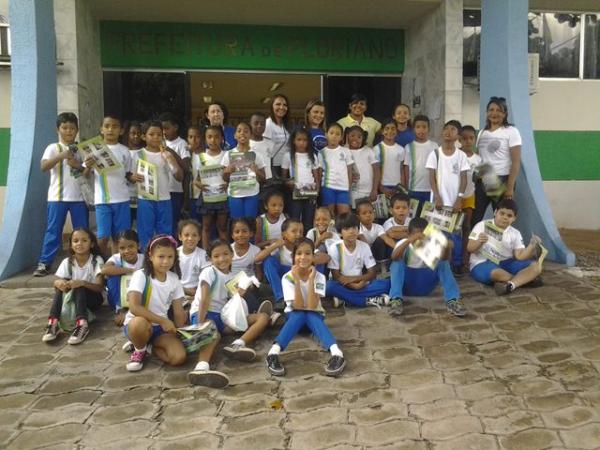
[36,94,544,388]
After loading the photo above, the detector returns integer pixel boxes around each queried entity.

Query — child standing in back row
[132,121,184,250]
[376,119,405,198]
[318,123,355,216]
[249,112,273,180]
[187,125,204,221]
[403,114,438,218]
[34,113,89,277]
[346,126,380,206]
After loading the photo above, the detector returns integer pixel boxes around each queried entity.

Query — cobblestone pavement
[0,264,599,449]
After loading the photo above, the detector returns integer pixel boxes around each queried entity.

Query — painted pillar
[480,0,575,265]
[0,0,57,280]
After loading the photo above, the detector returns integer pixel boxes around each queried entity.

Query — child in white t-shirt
[356,200,395,272]
[188,241,270,388]
[345,126,379,206]
[403,114,438,217]
[388,217,465,318]
[282,128,320,232]
[318,123,355,216]
[186,125,203,222]
[306,207,340,254]
[249,112,273,180]
[84,115,133,257]
[101,229,144,326]
[266,239,346,378]
[177,220,210,298]
[468,199,542,295]
[256,190,287,248]
[382,193,411,244]
[375,119,405,197]
[326,213,390,308]
[42,229,104,345]
[123,235,188,373]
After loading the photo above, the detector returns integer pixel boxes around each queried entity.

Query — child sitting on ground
[383,192,411,244]
[356,200,396,275]
[255,190,287,248]
[467,199,543,295]
[326,213,391,308]
[266,238,346,378]
[306,207,340,254]
[388,217,466,317]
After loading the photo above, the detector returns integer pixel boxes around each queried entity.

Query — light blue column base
[480,0,575,266]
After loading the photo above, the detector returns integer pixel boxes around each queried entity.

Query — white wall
[544,181,600,229]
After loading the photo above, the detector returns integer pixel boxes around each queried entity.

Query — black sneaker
[33,263,49,277]
[325,355,346,377]
[67,322,89,345]
[266,354,285,376]
[388,298,404,317]
[42,321,59,342]
[494,282,514,296]
[451,265,465,277]
[446,299,467,317]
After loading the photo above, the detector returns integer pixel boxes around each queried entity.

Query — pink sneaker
[126,349,147,372]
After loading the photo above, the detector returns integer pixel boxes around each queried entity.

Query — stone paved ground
[0,263,600,449]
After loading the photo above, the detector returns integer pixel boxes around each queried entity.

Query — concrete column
[0,0,57,280]
[480,0,575,265]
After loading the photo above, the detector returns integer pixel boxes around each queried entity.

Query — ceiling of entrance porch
[91,0,441,29]
[463,0,600,11]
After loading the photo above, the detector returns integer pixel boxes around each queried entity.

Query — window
[528,13,581,78]
[584,14,600,79]
[463,10,481,79]
[0,17,9,66]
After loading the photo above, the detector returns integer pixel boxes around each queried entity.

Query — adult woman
[337,93,381,147]
[263,94,291,176]
[472,96,522,224]
[204,101,237,150]
[304,99,327,152]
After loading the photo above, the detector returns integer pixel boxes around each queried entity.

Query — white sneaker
[365,294,390,309]
[122,341,134,352]
[333,297,343,308]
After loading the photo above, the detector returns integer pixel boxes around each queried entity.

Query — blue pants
[39,201,89,266]
[96,201,131,240]
[275,310,336,351]
[446,231,463,268]
[106,275,122,312]
[389,260,460,302]
[409,190,431,218]
[228,195,259,219]
[326,279,391,307]
[263,256,290,302]
[170,192,184,237]
[137,199,173,251]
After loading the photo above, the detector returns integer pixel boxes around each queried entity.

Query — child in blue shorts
[388,217,466,317]
[188,240,270,388]
[318,123,355,216]
[468,199,543,295]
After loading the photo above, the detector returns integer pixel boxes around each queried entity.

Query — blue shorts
[471,258,532,285]
[190,310,224,334]
[96,201,131,239]
[123,323,164,343]
[321,187,350,206]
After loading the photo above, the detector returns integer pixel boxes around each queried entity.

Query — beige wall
[544,181,600,229]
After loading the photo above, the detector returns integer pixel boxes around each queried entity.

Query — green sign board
[100,21,404,73]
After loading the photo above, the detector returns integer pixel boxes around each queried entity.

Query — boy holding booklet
[467,199,543,295]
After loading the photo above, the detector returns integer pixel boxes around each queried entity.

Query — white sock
[329,344,343,357]
[194,361,209,372]
[268,344,281,355]
[134,345,146,352]
[508,281,516,291]
[232,338,245,347]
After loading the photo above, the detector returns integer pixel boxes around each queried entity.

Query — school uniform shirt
[281,152,319,189]
[222,149,266,198]
[177,247,210,289]
[375,142,404,187]
[166,137,191,193]
[124,269,184,326]
[359,223,386,245]
[464,153,483,198]
[259,213,286,241]
[263,117,290,167]
[383,216,410,231]
[476,126,522,176]
[318,146,354,191]
[132,149,172,201]
[469,220,525,270]
[271,245,294,267]
[350,147,377,200]
[231,243,261,276]
[394,239,427,269]
[41,142,84,202]
[250,139,273,179]
[327,240,376,276]
[337,115,382,147]
[106,253,145,270]
[55,255,104,282]
[306,228,340,250]
[190,266,235,315]
[193,150,226,199]
[127,149,139,200]
[86,143,132,205]
[310,128,327,152]
[404,140,438,192]
[426,148,470,207]
[282,270,327,315]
